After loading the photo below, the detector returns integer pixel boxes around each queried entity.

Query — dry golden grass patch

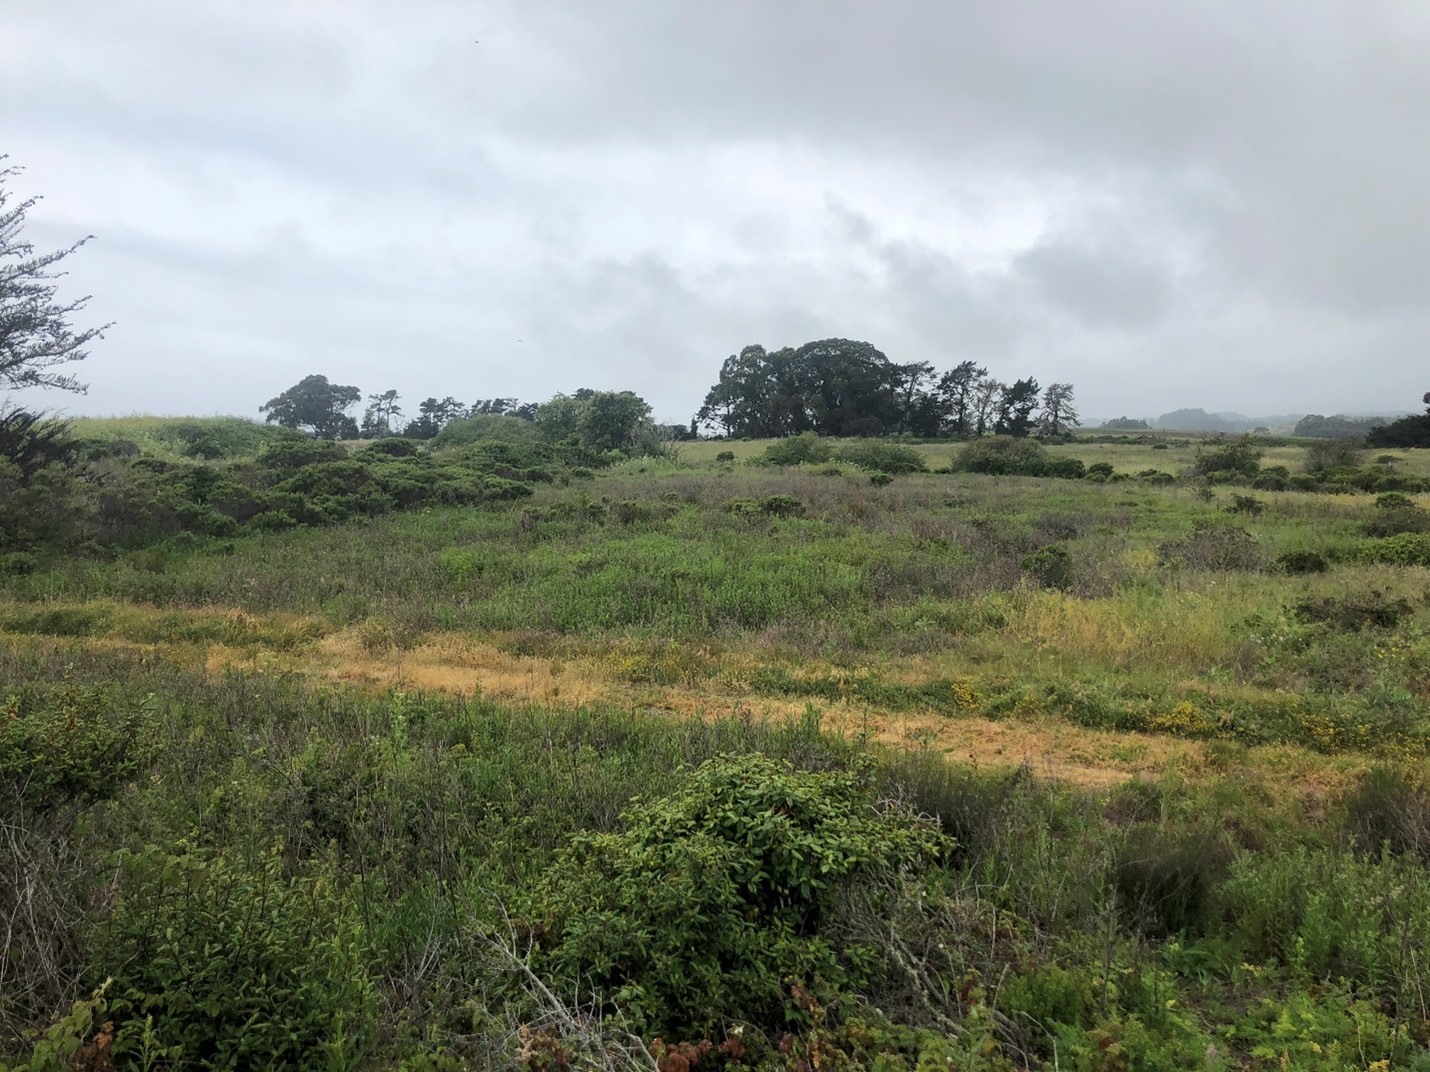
[0,598,1382,799]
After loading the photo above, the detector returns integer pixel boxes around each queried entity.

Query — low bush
[1356,532,1430,567]
[1275,549,1329,574]
[952,437,1085,479]
[1193,437,1263,481]
[1294,591,1413,631]
[96,846,374,1069]
[726,494,806,518]
[525,754,945,1035]
[1158,523,1265,571]
[1021,544,1073,590]
[836,440,928,475]
[761,433,834,466]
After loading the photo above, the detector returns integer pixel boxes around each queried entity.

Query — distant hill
[1153,409,1267,432]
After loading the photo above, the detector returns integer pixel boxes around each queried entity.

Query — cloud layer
[4,0,1427,422]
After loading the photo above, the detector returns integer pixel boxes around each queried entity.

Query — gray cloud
[2,0,1427,423]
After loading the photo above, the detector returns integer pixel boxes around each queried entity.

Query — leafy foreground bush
[525,754,945,1037]
[96,846,374,1070]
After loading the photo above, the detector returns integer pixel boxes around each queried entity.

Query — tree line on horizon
[255,338,1082,447]
[697,339,1078,439]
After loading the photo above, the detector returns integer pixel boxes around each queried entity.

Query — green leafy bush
[1356,532,1430,567]
[1021,544,1073,590]
[1193,436,1263,481]
[1275,549,1329,574]
[761,432,834,466]
[256,436,348,474]
[526,754,945,1035]
[952,436,1050,476]
[725,494,806,518]
[836,441,928,475]
[96,846,375,1070]
[0,683,156,813]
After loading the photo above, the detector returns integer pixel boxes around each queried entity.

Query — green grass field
[4,426,1430,1068]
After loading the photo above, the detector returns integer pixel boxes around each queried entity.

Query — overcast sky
[4,0,1427,424]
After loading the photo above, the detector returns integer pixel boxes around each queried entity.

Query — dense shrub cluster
[526,754,944,1035]
[951,436,1086,478]
[0,433,613,557]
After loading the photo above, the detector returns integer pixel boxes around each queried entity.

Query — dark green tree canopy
[1367,392,1430,448]
[1294,414,1385,439]
[994,376,1040,436]
[259,374,362,440]
[697,342,1063,440]
[699,338,909,438]
[577,389,653,452]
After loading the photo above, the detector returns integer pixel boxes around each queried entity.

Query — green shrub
[1356,532,1430,567]
[869,471,894,486]
[953,436,1052,477]
[256,436,347,473]
[714,450,736,463]
[0,683,156,813]
[1113,825,1219,936]
[725,494,806,518]
[836,440,928,475]
[97,846,375,1069]
[1021,544,1073,590]
[0,552,36,576]
[1086,461,1114,478]
[1275,550,1329,575]
[1343,767,1430,863]
[526,754,945,1035]
[1158,523,1265,571]
[761,432,833,466]
[1193,437,1263,480]
[1226,493,1264,515]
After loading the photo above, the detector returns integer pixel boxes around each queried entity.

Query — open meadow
[4,420,1430,1070]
